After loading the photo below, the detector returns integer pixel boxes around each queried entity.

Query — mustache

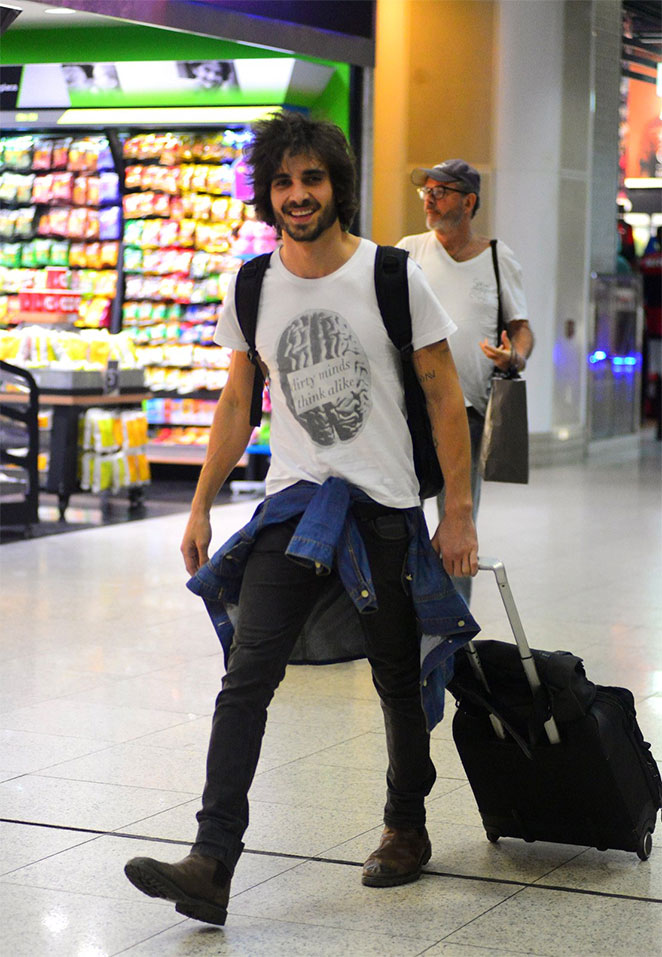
[283,200,321,214]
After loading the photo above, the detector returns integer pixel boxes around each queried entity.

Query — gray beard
[426,208,463,233]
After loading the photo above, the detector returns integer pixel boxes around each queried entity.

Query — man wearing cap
[397,159,533,603]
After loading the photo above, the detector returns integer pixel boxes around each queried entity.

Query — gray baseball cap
[411,159,480,196]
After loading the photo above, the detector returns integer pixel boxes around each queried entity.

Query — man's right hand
[181,510,212,576]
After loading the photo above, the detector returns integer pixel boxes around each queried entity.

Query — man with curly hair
[125,112,478,926]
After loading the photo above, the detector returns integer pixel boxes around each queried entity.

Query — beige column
[372,0,411,244]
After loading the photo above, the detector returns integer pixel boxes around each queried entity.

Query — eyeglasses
[417,184,468,201]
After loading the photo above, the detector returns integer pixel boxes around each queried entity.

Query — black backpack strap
[490,238,504,345]
[374,245,412,356]
[374,244,444,498]
[234,253,272,427]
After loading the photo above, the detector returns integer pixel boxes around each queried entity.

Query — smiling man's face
[270,152,338,243]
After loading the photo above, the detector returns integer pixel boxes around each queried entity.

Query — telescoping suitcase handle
[465,558,561,746]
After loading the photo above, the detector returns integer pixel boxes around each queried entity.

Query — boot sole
[361,843,432,887]
[124,860,227,926]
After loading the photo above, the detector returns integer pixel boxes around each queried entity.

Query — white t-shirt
[214,238,456,508]
[396,233,528,415]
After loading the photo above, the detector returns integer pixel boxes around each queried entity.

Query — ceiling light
[43,7,77,13]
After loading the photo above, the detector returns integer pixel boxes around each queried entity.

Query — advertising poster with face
[6,58,332,110]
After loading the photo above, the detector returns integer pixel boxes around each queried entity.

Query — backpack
[233,244,444,499]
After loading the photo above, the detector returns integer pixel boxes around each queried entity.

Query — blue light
[612,355,637,366]
[588,350,607,364]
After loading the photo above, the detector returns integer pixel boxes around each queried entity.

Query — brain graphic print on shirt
[277,310,371,446]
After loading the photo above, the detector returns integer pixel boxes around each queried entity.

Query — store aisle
[1,431,661,957]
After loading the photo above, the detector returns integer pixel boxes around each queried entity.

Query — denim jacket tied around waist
[187,477,480,730]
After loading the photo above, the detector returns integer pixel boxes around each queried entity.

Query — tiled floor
[1,429,661,956]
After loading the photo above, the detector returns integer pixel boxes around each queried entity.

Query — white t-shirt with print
[214,238,456,508]
[396,233,528,415]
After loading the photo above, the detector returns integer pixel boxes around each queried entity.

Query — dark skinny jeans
[193,507,437,873]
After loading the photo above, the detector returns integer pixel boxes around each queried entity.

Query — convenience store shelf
[4,311,74,324]
[146,441,269,469]
[146,441,207,465]
[32,368,144,392]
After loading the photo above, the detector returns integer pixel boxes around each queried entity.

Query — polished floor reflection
[1,431,661,956]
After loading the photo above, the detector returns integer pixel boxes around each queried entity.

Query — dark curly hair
[244,111,359,232]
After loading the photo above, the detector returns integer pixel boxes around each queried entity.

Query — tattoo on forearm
[418,369,436,383]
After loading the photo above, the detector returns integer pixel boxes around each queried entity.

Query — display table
[40,390,150,519]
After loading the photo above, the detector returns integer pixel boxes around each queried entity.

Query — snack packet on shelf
[93,453,115,493]
[51,172,74,203]
[121,409,149,448]
[32,139,53,171]
[50,240,70,267]
[98,207,120,240]
[72,175,88,206]
[124,165,143,190]
[79,450,94,490]
[123,219,144,246]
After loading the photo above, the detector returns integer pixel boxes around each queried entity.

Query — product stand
[40,388,149,519]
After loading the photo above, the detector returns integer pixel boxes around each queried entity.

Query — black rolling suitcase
[448,558,662,860]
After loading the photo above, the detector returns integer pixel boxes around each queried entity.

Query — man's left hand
[480,329,521,373]
[431,511,478,579]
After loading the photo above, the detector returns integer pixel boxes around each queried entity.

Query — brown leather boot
[361,826,432,887]
[124,852,231,925]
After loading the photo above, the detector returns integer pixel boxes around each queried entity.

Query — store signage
[55,106,278,127]
[18,292,81,313]
[0,58,334,110]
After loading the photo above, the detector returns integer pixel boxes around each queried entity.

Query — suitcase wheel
[485,829,500,844]
[637,830,653,862]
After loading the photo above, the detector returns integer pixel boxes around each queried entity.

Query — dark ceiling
[622,0,661,81]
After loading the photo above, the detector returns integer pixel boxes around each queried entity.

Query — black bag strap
[490,237,521,382]
[449,641,557,756]
[374,245,412,356]
[234,252,272,427]
[449,674,535,760]
[490,238,504,346]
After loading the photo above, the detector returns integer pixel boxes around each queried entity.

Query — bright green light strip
[57,106,281,125]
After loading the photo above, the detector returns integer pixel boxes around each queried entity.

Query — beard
[275,197,339,243]
[426,205,464,233]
